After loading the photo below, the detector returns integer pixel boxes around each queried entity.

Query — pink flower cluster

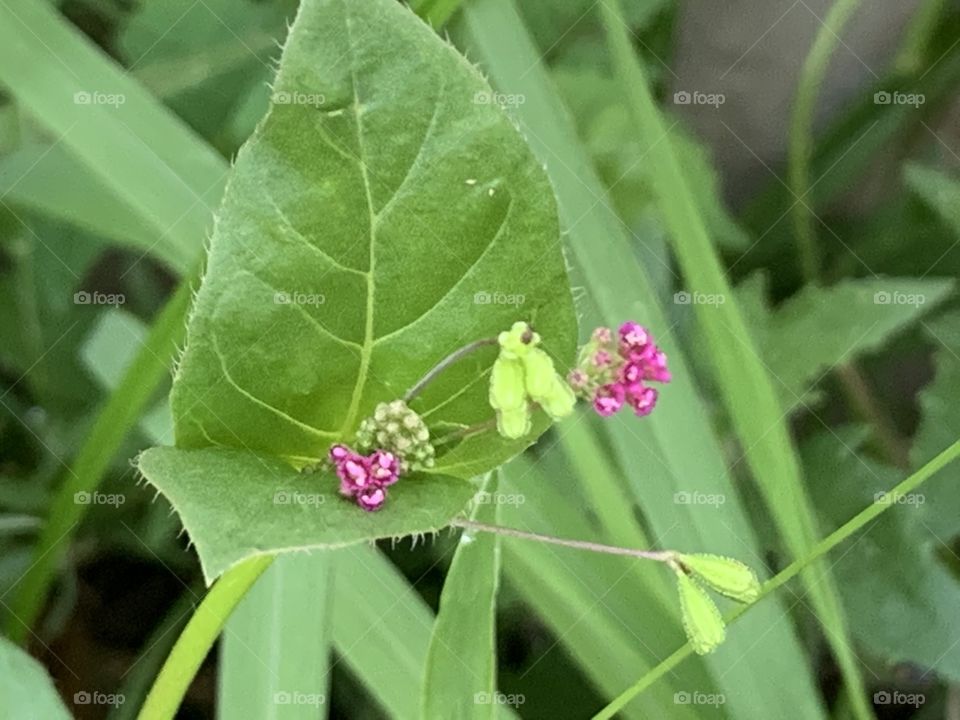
[329,444,400,511]
[568,322,670,418]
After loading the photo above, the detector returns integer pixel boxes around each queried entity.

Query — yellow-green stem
[137,556,273,720]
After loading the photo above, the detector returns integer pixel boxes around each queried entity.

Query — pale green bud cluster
[355,400,435,472]
[670,553,761,655]
[489,322,576,440]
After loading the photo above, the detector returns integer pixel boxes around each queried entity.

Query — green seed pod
[539,377,576,420]
[490,356,527,411]
[678,554,761,604]
[521,348,576,420]
[522,347,558,399]
[675,571,726,655]
[496,405,531,440]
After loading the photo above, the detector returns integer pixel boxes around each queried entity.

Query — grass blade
[219,553,334,719]
[599,2,873,716]
[455,4,828,718]
[331,544,438,720]
[422,473,501,719]
[0,0,226,273]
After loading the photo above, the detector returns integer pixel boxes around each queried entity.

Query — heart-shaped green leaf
[138,446,475,583]
[143,0,575,581]
[169,0,575,471]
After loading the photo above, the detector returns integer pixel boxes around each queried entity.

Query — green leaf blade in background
[219,552,334,719]
[597,1,871,716]
[905,163,960,238]
[136,446,473,584]
[801,311,960,679]
[0,0,226,274]
[455,3,829,719]
[331,544,436,720]
[422,473,502,720]
[0,636,71,720]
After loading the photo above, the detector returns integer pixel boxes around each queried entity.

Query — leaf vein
[267,194,369,277]
[210,332,339,440]
[373,195,515,346]
[239,269,363,350]
[374,72,448,221]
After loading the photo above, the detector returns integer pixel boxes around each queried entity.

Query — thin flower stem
[592,436,960,720]
[404,337,498,403]
[452,518,676,562]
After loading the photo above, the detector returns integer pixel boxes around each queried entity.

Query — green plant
[2,0,960,718]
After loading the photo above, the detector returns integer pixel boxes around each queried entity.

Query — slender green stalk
[404,337,497,402]
[787,0,865,280]
[137,556,273,720]
[593,436,960,720]
[894,0,948,74]
[785,0,908,471]
[5,271,198,642]
[599,2,873,718]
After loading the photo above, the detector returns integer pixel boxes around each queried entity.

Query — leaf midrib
[340,0,376,437]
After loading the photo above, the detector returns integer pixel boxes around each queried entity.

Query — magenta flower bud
[594,383,626,417]
[620,361,643,384]
[329,444,351,463]
[369,450,399,486]
[629,385,658,417]
[644,350,671,383]
[618,321,649,350]
[356,485,387,512]
[570,321,670,420]
[327,443,402,507]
